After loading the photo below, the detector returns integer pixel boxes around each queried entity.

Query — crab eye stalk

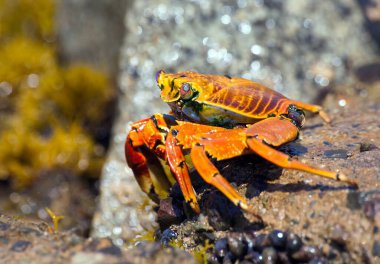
[180,82,193,100]
[155,69,164,83]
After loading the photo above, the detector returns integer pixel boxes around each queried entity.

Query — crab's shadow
[184,147,355,231]
[215,152,353,199]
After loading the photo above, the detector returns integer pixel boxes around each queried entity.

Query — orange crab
[125,70,357,213]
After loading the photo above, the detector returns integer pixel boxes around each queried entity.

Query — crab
[125,70,357,214]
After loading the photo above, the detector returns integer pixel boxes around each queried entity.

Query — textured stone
[56,0,128,79]
[0,215,196,264]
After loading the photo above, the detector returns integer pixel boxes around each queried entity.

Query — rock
[359,142,378,152]
[0,236,9,246]
[262,247,278,264]
[0,215,197,263]
[71,252,116,264]
[268,230,287,250]
[227,234,247,258]
[157,197,185,230]
[209,230,330,263]
[323,149,349,159]
[125,242,198,264]
[363,198,380,221]
[56,0,127,80]
[213,238,228,258]
[285,233,303,254]
[158,228,178,247]
[346,191,361,210]
[372,240,380,257]
[291,245,321,262]
[357,1,380,47]
[205,192,251,231]
[0,169,98,236]
[0,221,10,231]
[252,234,271,252]
[10,240,31,252]
[96,245,122,256]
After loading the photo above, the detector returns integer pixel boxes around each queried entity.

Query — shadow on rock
[159,146,355,232]
[201,191,264,232]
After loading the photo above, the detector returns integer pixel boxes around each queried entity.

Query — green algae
[192,239,213,264]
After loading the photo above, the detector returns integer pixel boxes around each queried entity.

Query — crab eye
[180,82,193,100]
[288,106,305,128]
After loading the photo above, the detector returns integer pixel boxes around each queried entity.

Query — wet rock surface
[159,97,380,263]
[0,215,197,264]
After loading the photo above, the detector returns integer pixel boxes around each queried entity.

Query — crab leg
[125,114,178,202]
[166,122,251,211]
[190,145,249,211]
[245,117,357,186]
[125,132,155,197]
[166,130,200,213]
[289,100,331,123]
[125,131,172,202]
[174,117,356,214]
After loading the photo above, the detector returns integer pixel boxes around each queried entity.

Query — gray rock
[71,252,113,264]
[56,0,128,79]
[0,215,197,263]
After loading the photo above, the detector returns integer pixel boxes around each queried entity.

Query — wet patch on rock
[323,149,349,159]
[0,221,10,231]
[10,240,31,252]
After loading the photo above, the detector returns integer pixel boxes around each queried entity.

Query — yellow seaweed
[0,0,114,189]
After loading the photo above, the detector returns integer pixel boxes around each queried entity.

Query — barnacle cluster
[0,0,113,189]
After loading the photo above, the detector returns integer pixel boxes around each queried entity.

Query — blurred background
[0,0,126,235]
[0,0,379,241]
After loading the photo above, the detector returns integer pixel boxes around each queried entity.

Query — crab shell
[156,70,301,126]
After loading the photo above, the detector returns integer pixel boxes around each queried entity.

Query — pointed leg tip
[351,182,359,189]
[238,200,263,221]
[319,110,331,123]
[347,179,359,189]
[190,201,201,214]
[338,172,358,189]
[238,200,249,211]
[243,207,264,223]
